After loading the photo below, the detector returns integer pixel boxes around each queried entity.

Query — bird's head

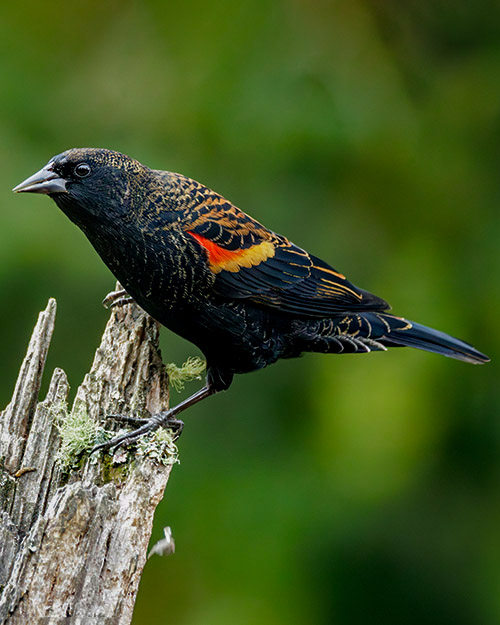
[13,148,150,224]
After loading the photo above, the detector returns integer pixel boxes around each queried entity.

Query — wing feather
[183,188,389,317]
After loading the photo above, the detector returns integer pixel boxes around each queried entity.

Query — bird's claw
[90,412,184,455]
[102,289,134,310]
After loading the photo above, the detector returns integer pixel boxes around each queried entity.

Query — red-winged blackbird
[14,148,489,451]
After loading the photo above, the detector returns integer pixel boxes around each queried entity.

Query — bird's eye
[74,163,91,178]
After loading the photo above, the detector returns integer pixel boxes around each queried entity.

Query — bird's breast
[87,221,216,313]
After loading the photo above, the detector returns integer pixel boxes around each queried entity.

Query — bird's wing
[184,193,389,317]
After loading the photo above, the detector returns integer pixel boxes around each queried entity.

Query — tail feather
[293,312,489,364]
[363,313,490,364]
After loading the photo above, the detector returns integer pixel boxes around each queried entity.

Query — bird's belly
[148,297,288,375]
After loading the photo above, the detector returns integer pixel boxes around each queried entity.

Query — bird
[13,148,490,452]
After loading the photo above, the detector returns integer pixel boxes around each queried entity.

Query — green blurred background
[1,1,499,623]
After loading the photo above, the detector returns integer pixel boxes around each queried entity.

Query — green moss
[166,356,206,392]
[98,451,131,483]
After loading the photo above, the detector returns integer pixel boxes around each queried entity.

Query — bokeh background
[1,1,499,623]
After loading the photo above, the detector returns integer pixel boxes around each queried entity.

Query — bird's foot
[91,411,184,455]
[102,289,134,309]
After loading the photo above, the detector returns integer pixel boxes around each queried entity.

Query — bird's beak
[12,164,67,195]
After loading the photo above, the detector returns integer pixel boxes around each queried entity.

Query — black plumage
[13,148,490,450]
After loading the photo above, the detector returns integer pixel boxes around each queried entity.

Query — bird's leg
[102,289,134,309]
[91,384,216,454]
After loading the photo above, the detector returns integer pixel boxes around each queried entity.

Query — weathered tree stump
[0,293,177,624]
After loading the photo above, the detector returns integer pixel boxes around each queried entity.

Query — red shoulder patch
[187,231,275,274]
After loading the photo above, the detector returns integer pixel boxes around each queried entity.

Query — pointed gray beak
[13,164,67,195]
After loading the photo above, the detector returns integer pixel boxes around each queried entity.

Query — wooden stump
[0,294,176,624]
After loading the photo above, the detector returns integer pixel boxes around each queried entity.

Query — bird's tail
[369,313,489,364]
[297,312,490,364]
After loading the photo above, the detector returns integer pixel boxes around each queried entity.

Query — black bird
[13,148,490,451]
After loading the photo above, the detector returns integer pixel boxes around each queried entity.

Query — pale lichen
[53,389,184,471]
[136,428,180,466]
[54,403,103,470]
[165,356,206,392]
